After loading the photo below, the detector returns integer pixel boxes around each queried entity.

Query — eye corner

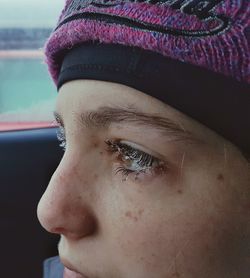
[104,139,119,152]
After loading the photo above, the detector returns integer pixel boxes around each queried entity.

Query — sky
[0,0,64,28]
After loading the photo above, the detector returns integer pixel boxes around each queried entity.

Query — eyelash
[104,139,167,182]
[56,126,67,150]
[56,127,167,182]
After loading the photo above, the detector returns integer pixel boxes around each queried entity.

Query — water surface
[0,58,56,121]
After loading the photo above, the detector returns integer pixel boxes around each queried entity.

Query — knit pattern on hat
[44,0,250,85]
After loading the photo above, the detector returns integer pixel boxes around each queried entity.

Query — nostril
[51,227,67,234]
[48,213,97,239]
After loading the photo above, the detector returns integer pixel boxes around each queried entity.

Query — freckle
[138,209,144,216]
[125,211,138,222]
[177,189,183,194]
[217,173,224,181]
[125,211,132,218]
[90,140,99,148]
[99,151,103,155]
[77,195,82,201]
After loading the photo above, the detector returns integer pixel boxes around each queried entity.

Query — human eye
[105,139,168,182]
[53,112,67,151]
[56,126,66,151]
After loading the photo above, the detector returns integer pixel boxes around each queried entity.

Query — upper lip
[61,257,89,278]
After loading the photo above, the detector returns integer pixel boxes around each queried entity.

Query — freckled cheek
[112,213,185,271]
[112,212,229,274]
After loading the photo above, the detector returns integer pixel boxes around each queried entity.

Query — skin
[37,80,250,278]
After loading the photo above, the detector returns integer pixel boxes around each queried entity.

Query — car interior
[0,127,63,277]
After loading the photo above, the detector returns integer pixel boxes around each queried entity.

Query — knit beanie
[44,0,250,154]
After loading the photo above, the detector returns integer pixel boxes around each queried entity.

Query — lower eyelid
[114,164,167,184]
[113,155,168,182]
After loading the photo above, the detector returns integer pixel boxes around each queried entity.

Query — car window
[0,0,63,131]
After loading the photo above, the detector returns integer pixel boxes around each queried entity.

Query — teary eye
[105,139,167,182]
[56,126,66,151]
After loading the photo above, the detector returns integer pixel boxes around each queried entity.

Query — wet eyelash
[56,126,66,151]
[105,139,166,181]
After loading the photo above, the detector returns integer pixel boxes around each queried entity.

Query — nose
[37,155,96,240]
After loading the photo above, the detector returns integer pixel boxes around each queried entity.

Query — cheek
[111,208,185,272]
[110,205,234,277]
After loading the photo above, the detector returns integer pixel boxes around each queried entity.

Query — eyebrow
[54,106,199,143]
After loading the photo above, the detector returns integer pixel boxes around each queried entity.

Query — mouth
[61,258,89,278]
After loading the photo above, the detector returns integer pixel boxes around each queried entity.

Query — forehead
[56,79,225,149]
[56,79,195,129]
[57,80,169,113]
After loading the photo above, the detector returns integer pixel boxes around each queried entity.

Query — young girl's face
[37,80,250,278]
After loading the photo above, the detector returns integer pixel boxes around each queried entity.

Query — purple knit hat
[44,0,250,154]
[45,0,250,85]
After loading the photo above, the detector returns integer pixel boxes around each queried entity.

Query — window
[0,0,63,131]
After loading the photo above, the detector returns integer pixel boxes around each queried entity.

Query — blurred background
[0,0,64,130]
[0,2,65,277]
